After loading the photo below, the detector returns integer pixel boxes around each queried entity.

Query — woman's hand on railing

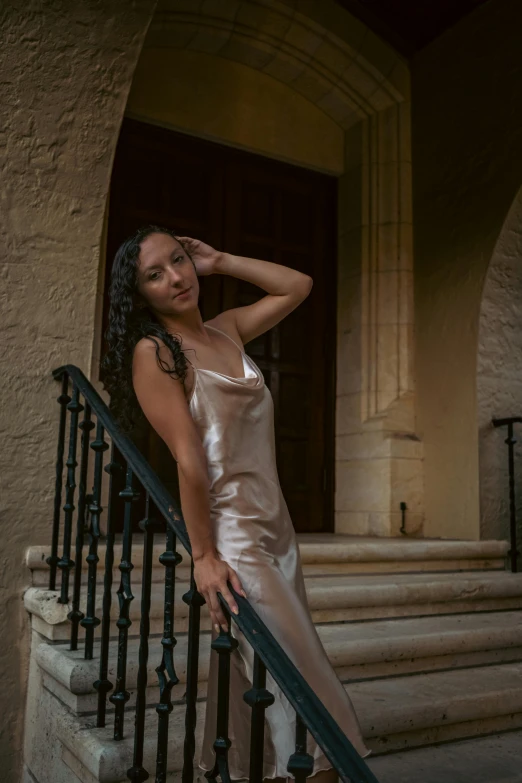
[193,552,247,633]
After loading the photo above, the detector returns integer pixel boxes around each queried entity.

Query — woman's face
[135,232,199,316]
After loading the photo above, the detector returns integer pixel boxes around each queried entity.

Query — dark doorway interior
[102,117,337,535]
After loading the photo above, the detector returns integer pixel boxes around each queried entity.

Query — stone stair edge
[54,660,522,781]
[24,570,522,628]
[25,538,510,571]
[297,539,509,563]
[365,730,522,783]
[354,661,522,735]
[34,610,522,697]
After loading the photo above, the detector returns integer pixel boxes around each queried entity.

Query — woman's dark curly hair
[100,224,195,433]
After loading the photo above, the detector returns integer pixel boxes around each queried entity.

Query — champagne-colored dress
[187,324,370,781]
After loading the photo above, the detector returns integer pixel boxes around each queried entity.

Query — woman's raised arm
[178,236,313,345]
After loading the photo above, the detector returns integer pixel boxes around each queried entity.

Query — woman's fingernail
[214,624,220,633]
[232,606,238,614]
[240,590,247,597]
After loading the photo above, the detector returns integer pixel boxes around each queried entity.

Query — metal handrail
[51,364,377,783]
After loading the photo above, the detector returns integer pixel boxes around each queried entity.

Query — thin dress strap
[204,323,245,355]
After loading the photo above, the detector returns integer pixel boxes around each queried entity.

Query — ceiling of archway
[335,0,490,57]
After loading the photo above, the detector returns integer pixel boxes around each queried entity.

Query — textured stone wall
[0,0,411,777]
[478,187,522,542]
[1,1,411,776]
[0,2,156,778]
[412,0,522,539]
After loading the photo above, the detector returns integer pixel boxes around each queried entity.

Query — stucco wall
[478,186,522,542]
[1,1,409,778]
[412,0,522,539]
[0,3,157,779]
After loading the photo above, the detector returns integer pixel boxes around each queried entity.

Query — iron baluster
[506,421,519,572]
[243,652,275,782]
[127,494,164,783]
[48,372,70,590]
[154,527,182,782]
[223,586,378,783]
[287,712,314,783]
[205,610,238,783]
[68,399,95,649]
[51,365,380,783]
[493,416,522,573]
[182,560,206,783]
[94,446,123,727]
[110,466,140,740]
[80,420,109,658]
[57,383,84,603]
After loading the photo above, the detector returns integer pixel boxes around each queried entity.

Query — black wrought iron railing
[47,364,378,783]
[493,416,522,573]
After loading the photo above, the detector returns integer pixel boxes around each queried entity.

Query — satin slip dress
[187,324,371,780]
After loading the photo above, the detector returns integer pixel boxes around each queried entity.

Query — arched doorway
[103,117,337,533]
[94,0,414,539]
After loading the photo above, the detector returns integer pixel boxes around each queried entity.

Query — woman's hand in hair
[177,236,222,276]
[193,550,247,633]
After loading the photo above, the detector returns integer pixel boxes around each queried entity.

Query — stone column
[335,103,424,537]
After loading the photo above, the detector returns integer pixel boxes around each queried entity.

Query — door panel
[103,117,336,534]
[222,156,337,532]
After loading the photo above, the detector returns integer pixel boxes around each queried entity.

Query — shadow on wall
[478,185,522,542]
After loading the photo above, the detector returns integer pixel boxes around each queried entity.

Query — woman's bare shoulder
[133,335,194,401]
[133,334,166,355]
[133,335,183,370]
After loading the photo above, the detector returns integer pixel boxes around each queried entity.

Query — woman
[102,225,371,782]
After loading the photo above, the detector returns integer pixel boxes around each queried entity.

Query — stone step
[25,536,509,587]
[365,729,522,783]
[296,535,509,573]
[24,569,522,641]
[36,610,522,716]
[53,660,522,781]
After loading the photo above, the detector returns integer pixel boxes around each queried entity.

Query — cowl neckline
[188,324,264,408]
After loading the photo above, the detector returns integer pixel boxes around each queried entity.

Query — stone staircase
[22,535,522,782]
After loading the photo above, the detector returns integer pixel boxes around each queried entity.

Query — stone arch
[478,185,522,541]
[94,0,419,536]
[148,0,405,127]
[101,0,413,422]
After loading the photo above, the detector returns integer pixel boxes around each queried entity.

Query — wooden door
[102,117,337,534]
